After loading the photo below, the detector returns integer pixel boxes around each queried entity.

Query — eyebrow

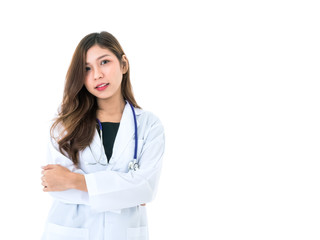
[86,54,110,65]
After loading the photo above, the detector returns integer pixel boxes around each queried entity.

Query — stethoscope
[87,102,139,171]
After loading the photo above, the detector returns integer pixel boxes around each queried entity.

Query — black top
[97,122,120,162]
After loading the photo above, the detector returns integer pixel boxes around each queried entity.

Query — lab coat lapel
[89,129,108,163]
[110,102,139,163]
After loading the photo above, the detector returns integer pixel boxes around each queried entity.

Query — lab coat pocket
[127,226,148,240]
[44,223,89,240]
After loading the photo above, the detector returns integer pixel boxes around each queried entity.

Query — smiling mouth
[95,83,109,89]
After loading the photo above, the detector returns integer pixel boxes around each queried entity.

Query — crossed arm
[41,118,164,209]
[41,164,147,206]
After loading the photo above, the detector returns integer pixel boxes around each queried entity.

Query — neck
[97,97,126,122]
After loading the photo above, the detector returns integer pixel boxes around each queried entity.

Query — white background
[0,0,319,239]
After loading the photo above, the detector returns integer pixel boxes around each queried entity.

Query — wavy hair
[51,31,140,165]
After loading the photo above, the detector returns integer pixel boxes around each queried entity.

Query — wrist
[70,172,88,192]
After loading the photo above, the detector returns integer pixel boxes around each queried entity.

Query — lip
[95,83,109,91]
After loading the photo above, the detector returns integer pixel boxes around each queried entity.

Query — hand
[41,164,74,192]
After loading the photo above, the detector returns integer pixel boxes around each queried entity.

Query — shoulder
[135,108,165,144]
[135,108,164,130]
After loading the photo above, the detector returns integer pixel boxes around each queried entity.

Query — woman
[41,31,165,240]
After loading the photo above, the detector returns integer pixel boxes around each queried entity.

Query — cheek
[83,77,91,91]
[107,65,123,82]
[113,68,124,83]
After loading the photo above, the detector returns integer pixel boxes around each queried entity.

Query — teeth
[97,83,108,88]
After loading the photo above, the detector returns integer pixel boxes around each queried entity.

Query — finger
[41,178,47,185]
[41,169,50,175]
[42,164,55,170]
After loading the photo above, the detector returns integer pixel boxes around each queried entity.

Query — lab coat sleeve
[46,135,90,205]
[84,118,165,212]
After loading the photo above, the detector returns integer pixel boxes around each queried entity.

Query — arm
[41,135,90,205]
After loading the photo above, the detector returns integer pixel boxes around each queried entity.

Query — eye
[85,66,91,72]
[101,60,109,65]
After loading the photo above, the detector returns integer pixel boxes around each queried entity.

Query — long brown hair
[51,31,140,165]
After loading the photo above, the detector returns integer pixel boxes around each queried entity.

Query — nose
[94,68,103,80]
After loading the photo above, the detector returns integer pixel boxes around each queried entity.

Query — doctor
[41,31,165,240]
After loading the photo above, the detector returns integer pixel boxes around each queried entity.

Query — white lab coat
[41,103,165,240]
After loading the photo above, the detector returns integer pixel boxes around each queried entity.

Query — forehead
[86,45,116,62]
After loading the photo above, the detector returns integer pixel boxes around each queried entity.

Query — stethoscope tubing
[129,102,138,161]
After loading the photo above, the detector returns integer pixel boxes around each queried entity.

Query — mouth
[95,83,110,91]
[95,83,109,89]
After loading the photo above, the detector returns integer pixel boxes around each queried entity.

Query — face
[84,45,128,103]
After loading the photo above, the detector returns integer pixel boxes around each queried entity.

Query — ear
[121,55,129,74]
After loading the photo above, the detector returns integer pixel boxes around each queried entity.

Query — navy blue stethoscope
[87,102,139,171]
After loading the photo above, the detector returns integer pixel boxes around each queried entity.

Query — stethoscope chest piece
[128,160,139,171]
